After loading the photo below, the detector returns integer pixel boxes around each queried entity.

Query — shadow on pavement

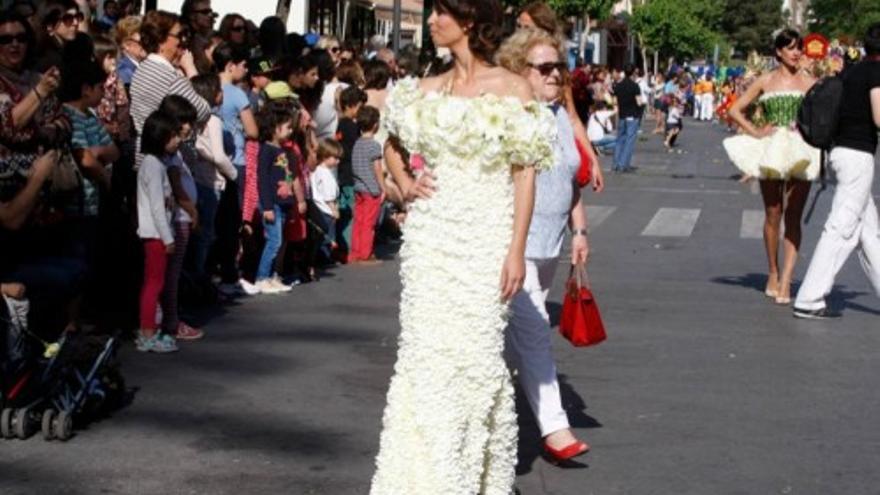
[710,273,768,295]
[514,374,601,476]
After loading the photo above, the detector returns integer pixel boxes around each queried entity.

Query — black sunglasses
[0,33,28,45]
[527,61,566,77]
[60,12,85,26]
[329,46,340,53]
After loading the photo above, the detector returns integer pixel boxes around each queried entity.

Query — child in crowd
[60,59,120,332]
[93,35,130,144]
[190,74,238,279]
[156,95,203,340]
[247,56,276,111]
[335,85,367,259]
[349,105,385,264]
[255,103,297,294]
[665,95,684,152]
[309,138,342,268]
[136,112,181,353]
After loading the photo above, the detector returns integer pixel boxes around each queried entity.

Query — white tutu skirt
[723,128,821,181]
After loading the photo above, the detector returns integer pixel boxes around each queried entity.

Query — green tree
[809,0,880,40]
[721,0,783,55]
[630,0,718,61]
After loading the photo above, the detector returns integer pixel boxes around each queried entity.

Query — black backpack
[797,76,845,150]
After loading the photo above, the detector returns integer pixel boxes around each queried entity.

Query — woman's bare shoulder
[483,67,534,103]
[418,73,450,94]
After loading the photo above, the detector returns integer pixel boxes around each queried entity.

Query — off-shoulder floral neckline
[406,77,533,105]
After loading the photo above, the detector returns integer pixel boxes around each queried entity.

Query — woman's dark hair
[311,48,336,83]
[39,0,78,29]
[141,111,180,157]
[258,16,286,59]
[285,32,308,59]
[140,10,180,54]
[218,13,246,43]
[191,73,221,106]
[356,105,380,133]
[866,22,880,56]
[363,59,391,90]
[773,29,803,58]
[435,0,503,64]
[59,59,106,102]
[257,102,295,142]
[519,1,560,36]
[0,12,36,66]
[158,94,197,126]
[336,59,365,86]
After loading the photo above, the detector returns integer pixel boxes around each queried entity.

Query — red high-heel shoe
[544,440,590,462]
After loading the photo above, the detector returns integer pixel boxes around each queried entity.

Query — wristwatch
[572,228,588,237]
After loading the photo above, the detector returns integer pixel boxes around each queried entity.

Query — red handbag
[559,264,606,347]
[574,138,592,188]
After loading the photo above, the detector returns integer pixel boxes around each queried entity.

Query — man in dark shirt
[612,63,644,173]
[794,23,880,319]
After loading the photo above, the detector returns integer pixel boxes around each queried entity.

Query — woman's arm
[728,75,774,138]
[168,166,198,228]
[199,118,238,181]
[0,150,56,230]
[240,108,259,140]
[384,137,422,200]
[501,165,536,301]
[569,186,589,265]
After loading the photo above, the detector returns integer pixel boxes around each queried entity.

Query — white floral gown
[370,78,556,495]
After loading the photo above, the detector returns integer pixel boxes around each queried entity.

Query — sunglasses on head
[0,33,28,46]
[528,61,566,77]
[60,12,85,26]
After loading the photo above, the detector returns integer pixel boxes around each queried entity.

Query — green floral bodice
[759,91,804,127]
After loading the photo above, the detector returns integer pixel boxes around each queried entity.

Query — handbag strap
[569,262,591,290]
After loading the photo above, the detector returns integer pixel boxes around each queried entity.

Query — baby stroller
[0,294,124,441]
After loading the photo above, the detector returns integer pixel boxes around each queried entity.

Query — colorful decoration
[804,33,830,60]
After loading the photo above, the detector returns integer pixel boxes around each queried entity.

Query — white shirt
[667,106,682,125]
[314,81,349,140]
[587,110,615,141]
[310,165,339,216]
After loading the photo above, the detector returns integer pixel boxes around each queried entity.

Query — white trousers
[700,93,715,120]
[795,147,880,310]
[504,258,569,437]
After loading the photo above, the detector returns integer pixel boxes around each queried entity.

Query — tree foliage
[630,0,718,61]
[809,0,880,41]
[720,0,783,55]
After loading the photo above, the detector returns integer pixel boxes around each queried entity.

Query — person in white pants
[794,37,880,319]
[497,28,592,463]
[700,76,715,121]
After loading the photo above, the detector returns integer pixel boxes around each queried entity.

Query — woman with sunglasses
[181,0,217,75]
[113,15,147,89]
[517,1,605,192]
[34,0,83,73]
[130,10,211,170]
[496,26,592,465]
[218,13,249,54]
[316,35,341,66]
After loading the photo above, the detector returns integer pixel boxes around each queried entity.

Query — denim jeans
[613,117,640,171]
[192,184,221,276]
[591,135,617,153]
[257,205,286,281]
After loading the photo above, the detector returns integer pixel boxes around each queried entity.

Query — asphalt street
[3,118,880,495]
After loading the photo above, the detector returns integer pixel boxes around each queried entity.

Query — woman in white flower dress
[724,29,818,305]
[370,1,557,494]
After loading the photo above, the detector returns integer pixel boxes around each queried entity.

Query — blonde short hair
[112,15,141,47]
[495,28,563,76]
[317,138,343,162]
[316,35,340,50]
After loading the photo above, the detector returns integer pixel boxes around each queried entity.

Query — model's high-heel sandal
[775,280,791,305]
[544,440,590,463]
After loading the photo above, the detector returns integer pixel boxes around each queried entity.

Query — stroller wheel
[53,411,72,441]
[13,407,32,439]
[0,408,13,438]
[41,409,57,441]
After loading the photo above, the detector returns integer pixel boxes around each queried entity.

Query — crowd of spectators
[0,0,424,354]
